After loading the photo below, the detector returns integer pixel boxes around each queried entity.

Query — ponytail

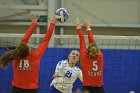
[0,50,17,69]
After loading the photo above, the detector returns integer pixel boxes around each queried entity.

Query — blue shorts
[48,86,62,93]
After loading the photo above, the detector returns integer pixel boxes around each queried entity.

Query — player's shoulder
[75,66,81,70]
[57,60,67,66]
[98,50,103,57]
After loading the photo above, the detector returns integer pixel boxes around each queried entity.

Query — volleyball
[55,8,69,22]
[129,91,135,93]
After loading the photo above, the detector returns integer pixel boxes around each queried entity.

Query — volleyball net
[0,34,140,93]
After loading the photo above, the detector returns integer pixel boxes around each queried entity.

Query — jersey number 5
[92,61,98,71]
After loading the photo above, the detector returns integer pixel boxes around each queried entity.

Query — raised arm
[75,18,87,53]
[21,15,39,43]
[83,18,101,57]
[34,18,57,56]
[82,18,95,43]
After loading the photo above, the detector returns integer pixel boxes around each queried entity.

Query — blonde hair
[87,42,99,58]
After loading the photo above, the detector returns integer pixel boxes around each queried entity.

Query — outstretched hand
[30,14,40,23]
[74,17,81,28]
[82,18,91,29]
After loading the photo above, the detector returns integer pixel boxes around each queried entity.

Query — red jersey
[12,22,55,89]
[77,28,104,86]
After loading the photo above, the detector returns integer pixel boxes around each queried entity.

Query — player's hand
[30,14,40,23]
[82,18,91,30]
[52,73,61,78]
[50,17,57,24]
[74,17,81,29]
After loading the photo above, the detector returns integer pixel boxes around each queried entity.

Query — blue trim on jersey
[58,60,68,66]
[58,60,63,66]
[48,86,62,93]
[75,66,79,68]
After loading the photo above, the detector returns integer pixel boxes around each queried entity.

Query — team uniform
[77,28,105,93]
[48,60,83,93]
[11,22,56,93]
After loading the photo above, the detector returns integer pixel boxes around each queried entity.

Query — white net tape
[0,33,140,49]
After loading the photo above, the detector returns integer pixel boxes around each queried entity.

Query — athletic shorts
[11,86,38,93]
[82,86,105,93]
[48,86,62,93]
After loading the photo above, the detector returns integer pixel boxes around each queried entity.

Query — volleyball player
[0,15,57,93]
[48,50,83,93]
[75,18,105,93]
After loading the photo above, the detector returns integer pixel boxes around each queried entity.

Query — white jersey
[50,60,83,93]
